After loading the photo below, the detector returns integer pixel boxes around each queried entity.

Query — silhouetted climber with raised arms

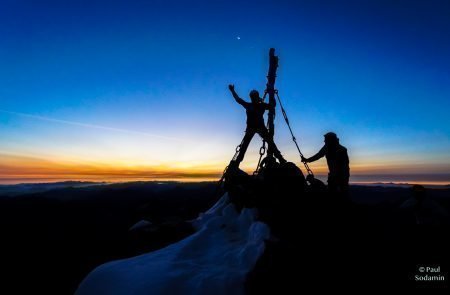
[228,84,286,167]
[302,132,349,193]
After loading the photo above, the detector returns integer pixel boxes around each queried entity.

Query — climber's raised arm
[228,84,248,107]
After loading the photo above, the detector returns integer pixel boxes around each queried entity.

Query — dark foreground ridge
[0,180,449,293]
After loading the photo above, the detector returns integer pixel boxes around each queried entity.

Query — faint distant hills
[0,180,448,198]
[354,182,450,189]
[350,173,450,186]
[0,181,105,196]
[0,180,216,197]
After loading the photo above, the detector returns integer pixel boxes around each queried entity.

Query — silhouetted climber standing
[228,84,286,167]
[302,132,349,193]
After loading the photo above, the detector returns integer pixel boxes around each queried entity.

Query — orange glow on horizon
[1,152,449,185]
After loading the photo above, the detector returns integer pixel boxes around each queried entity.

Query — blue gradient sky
[1,0,449,183]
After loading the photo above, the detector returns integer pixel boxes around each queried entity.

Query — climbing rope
[254,89,314,177]
[274,90,314,176]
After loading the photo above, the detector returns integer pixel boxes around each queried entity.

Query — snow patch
[76,193,270,295]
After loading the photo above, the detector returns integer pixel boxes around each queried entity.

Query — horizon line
[1,176,449,186]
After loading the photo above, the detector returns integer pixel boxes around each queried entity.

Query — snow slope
[76,193,270,295]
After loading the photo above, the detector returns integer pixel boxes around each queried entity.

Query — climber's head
[324,132,339,146]
[249,90,261,103]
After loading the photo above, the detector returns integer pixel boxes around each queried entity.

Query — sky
[0,0,449,184]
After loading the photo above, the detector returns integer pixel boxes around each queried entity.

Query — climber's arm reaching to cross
[302,146,326,163]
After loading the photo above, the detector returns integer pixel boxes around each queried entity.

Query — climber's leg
[235,129,255,164]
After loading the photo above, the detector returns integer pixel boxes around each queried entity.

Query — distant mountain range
[0,181,106,196]
[1,180,449,197]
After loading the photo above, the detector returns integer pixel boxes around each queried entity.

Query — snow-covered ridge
[76,193,270,295]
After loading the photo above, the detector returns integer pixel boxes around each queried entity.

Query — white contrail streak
[0,109,186,142]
